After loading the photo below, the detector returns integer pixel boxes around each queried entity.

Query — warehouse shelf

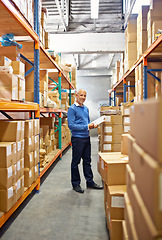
[0,177,40,228]
[40,142,71,178]
[109,34,162,104]
[40,108,67,114]
[0,100,39,112]
[0,0,39,41]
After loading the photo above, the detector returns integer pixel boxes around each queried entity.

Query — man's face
[76,90,86,105]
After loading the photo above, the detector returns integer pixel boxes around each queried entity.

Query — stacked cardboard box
[24,119,39,188]
[48,90,61,109]
[137,6,150,59]
[100,106,122,152]
[98,152,128,240]
[121,104,131,134]
[0,56,25,101]
[61,92,69,110]
[124,97,162,239]
[25,68,48,107]
[0,120,25,212]
[124,15,137,72]
[147,0,162,47]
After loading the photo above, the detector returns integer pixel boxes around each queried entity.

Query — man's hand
[88,123,94,129]
[94,124,99,128]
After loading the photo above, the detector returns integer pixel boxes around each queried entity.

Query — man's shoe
[87,183,103,189]
[73,185,84,193]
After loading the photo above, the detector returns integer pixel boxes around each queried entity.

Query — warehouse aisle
[0,136,108,240]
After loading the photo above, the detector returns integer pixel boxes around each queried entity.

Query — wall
[76,74,111,136]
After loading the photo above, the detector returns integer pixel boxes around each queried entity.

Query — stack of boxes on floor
[0,119,39,213]
[99,106,122,153]
[0,54,25,101]
[124,97,162,239]
[98,151,128,239]
[24,119,39,188]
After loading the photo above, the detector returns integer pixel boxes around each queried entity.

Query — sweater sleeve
[68,107,88,131]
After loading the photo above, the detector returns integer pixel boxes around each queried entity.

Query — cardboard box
[98,153,128,186]
[131,184,162,240]
[104,115,122,125]
[24,167,34,187]
[124,193,138,240]
[0,165,15,189]
[34,164,39,181]
[109,219,123,240]
[40,117,55,129]
[32,119,40,136]
[132,97,162,163]
[0,72,18,100]
[101,143,121,152]
[11,61,25,79]
[102,124,123,135]
[133,142,162,230]
[24,152,34,169]
[0,142,16,168]
[121,134,129,155]
[0,121,22,142]
[121,106,130,116]
[122,220,129,240]
[0,46,20,61]
[0,186,16,212]
[24,137,33,155]
[0,56,12,67]
[34,135,39,150]
[34,148,39,165]
[108,185,126,220]
[102,134,121,144]
[24,120,33,138]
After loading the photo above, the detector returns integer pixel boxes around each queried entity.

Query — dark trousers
[71,136,94,188]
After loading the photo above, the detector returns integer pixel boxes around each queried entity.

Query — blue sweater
[68,103,90,138]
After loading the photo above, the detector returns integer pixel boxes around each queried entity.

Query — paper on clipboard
[91,115,106,126]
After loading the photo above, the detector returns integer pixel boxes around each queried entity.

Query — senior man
[68,89,103,193]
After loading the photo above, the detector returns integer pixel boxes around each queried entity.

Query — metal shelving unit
[109,34,162,105]
[0,0,75,228]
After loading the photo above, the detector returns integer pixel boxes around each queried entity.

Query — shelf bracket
[48,77,58,86]
[0,111,13,119]
[40,113,46,117]
[147,70,161,82]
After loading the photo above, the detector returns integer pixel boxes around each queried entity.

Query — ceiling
[42,0,124,33]
[42,0,125,76]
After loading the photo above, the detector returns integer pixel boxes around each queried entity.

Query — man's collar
[74,102,84,107]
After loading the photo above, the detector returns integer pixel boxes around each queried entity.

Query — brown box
[121,106,130,116]
[24,120,33,138]
[124,193,138,240]
[108,185,126,220]
[0,56,12,67]
[24,167,34,187]
[0,165,15,189]
[24,152,34,169]
[0,142,16,168]
[34,148,39,165]
[40,117,55,129]
[101,143,121,152]
[11,61,25,79]
[0,186,16,212]
[121,134,129,155]
[132,97,162,163]
[104,115,122,125]
[109,219,123,240]
[102,134,121,144]
[0,121,22,142]
[102,124,123,135]
[133,142,162,230]
[24,137,33,155]
[131,184,162,240]
[0,46,20,61]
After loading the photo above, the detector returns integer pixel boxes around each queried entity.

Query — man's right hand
[88,123,94,129]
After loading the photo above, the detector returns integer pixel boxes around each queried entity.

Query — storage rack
[0,0,75,227]
[109,34,162,105]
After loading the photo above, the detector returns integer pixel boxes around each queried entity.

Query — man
[68,89,103,193]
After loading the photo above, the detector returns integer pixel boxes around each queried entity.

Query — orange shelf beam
[40,108,67,114]
[0,101,39,112]
[0,0,39,41]
[0,177,40,228]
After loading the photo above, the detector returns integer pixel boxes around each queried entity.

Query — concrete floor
[0,136,109,240]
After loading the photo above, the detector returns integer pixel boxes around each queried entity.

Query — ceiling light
[91,0,99,19]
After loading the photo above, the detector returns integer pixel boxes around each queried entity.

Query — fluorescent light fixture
[91,0,99,19]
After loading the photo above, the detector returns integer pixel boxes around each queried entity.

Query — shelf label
[105,126,112,133]
[104,135,112,142]
[124,117,130,124]
[105,116,111,122]
[104,144,111,151]
[7,166,13,178]
[17,161,20,171]
[8,187,13,199]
